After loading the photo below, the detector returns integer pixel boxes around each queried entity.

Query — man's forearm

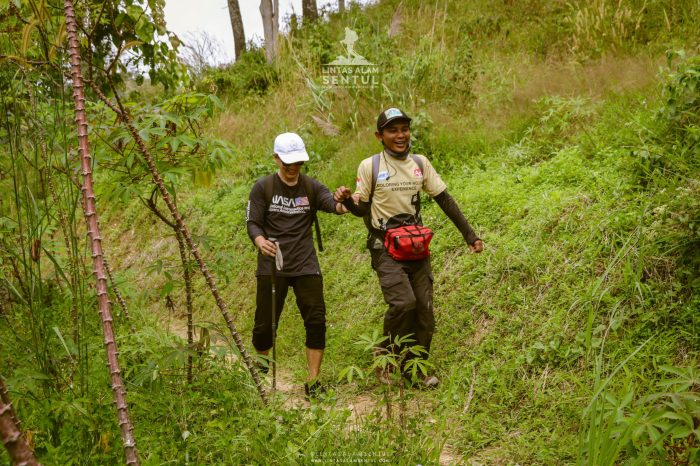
[247,223,266,244]
[342,198,370,217]
[434,190,479,245]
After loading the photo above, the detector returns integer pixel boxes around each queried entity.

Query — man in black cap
[334,108,483,388]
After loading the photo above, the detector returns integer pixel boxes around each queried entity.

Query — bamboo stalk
[88,82,269,405]
[0,377,20,431]
[102,251,133,323]
[63,1,140,464]
[0,377,40,466]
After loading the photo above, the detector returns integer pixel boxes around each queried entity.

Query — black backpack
[262,173,323,252]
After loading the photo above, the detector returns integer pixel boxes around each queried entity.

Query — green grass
[1,0,699,464]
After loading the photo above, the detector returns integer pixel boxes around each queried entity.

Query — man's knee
[379,269,416,313]
[299,288,326,350]
[384,296,416,324]
[305,323,326,350]
[252,327,272,352]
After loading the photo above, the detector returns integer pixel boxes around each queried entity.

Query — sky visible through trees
[164,0,370,65]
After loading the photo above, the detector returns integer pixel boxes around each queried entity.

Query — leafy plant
[660,51,700,140]
[340,331,432,427]
[200,48,278,97]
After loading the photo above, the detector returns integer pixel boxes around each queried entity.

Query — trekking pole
[268,237,280,393]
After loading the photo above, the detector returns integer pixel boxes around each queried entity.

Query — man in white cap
[246,132,346,398]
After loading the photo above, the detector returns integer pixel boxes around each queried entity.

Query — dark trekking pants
[252,274,326,351]
[370,246,434,361]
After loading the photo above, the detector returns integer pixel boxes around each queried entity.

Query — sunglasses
[282,161,304,167]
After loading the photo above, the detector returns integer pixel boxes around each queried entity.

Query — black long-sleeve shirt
[247,174,338,276]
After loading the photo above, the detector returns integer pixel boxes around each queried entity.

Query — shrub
[660,51,700,139]
[200,49,278,97]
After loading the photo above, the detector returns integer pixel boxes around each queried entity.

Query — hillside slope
[2,0,698,464]
[102,1,699,464]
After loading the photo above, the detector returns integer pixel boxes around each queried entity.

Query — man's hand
[334,186,352,202]
[254,236,277,256]
[469,239,484,253]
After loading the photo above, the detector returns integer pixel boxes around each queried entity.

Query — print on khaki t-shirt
[355,152,447,230]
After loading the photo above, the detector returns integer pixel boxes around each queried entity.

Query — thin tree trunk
[302,0,318,22]
[273,0,279,51]
[63,1,140,464]
[175,229,194,385]
[89,83,269,405]
[144,195,194,384]
[101,249,132,324]
[44,164,80,344]
[102,250,137,335]
[259,0,277,63]
[338,0,345,13]
[227,0,246,60]
[0,377,40,466]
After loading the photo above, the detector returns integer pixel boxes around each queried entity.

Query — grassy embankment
[3,0,698,464]
[98,1,700,463]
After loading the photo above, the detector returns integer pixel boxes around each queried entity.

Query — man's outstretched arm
[434,190,484,253]
[334,186,370,217]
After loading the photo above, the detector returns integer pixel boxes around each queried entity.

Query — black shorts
[252,274,327,351]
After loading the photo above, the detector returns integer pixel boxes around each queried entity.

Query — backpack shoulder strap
[369,153,381,202]
[301,173,316,209]
[410,154,424,175]
[301,174,324,252]
[263,174,276,207]
[364,153,382,235]
[410,154,424,220]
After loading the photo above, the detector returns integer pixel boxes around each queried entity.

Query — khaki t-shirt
[355,152,447,230]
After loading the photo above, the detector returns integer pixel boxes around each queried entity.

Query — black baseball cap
[376,107,412,131]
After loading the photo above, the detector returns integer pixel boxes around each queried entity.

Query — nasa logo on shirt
[377,171,390,182]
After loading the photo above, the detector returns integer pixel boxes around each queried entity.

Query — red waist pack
[384,225,433,261]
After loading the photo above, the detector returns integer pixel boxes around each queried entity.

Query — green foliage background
[1,0,699,464]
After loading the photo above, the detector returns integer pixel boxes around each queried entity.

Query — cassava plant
[341,331,432,427]
[88,89,239,387]
[88,81,269,405]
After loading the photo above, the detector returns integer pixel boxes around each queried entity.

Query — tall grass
[1,0,699,463]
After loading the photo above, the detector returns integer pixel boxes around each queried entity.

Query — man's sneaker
[254,360,269,375]
[402,371,440,389]
[304,381,326,400]
[422,375,440,389]
[374,365,394,385]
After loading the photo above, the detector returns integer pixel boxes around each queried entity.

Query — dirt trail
[162,314,463,464]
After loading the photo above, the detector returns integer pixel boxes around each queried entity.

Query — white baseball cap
[273,132,310,164]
